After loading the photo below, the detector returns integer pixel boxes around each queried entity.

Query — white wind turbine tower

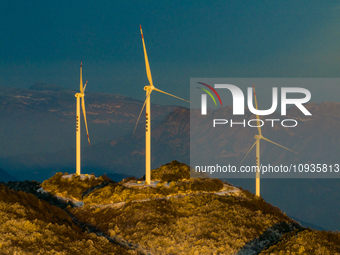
[239,85,298,197]
[133,25,190,185]
[75,61,91,175]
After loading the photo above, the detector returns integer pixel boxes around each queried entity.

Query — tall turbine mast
[75,61,91,175]
[134,25,190,184]
[239,85,298,197]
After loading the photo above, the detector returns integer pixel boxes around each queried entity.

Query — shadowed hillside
[0,184,134,254]
[1,161,340,254]
[0,168,18,182]
[259,229,340,254]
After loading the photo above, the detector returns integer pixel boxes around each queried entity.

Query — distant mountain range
[1,84,340,231]
[0,168,18,182]
[5,101,340,180]
[0,106,189,181]
[0,83,177,158]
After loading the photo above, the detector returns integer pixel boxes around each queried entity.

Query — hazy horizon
[2,1,340,107]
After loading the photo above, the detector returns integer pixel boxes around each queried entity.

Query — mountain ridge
[1,163,339,254]
[0,84,178,158]
[4,101,340,178]
[1,99,340,231]
[0,168,18,182]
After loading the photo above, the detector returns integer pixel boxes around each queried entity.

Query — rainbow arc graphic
[197,82,222,106]
[197,82,222,115]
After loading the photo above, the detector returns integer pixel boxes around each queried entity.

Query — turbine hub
[75,93,84,98]
[254,135,259,139]
[144,85,153,91]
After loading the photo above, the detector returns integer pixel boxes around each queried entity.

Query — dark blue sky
[1,0,339,106]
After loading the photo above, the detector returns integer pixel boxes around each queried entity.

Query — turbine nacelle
[75,93,84,98]
[254,135,261,139]
[76,61,91,149]
[144,85,154,91]
[133,25,190,137]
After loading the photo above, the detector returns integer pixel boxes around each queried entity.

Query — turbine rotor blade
[253,84,262,136]
[133,90,152,136]
[153,87,190,103]
[140,25,153,87]
[80,61,83,93]
[261,137,299,154]
[83,80,88,92]
[81,96,91,146]
[239,139,259,167]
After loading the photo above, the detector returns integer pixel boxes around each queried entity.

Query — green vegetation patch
[151,160,191,181]
[83,178,224,205]
[0,184,133,255]
[84,161,224,205]
[73,193,297,255]
[260,228,340,255]
[42,172,108,201]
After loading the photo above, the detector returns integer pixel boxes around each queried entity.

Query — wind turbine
[75,61,91,176]
[133,25,190,185]
[239,85,298,197]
